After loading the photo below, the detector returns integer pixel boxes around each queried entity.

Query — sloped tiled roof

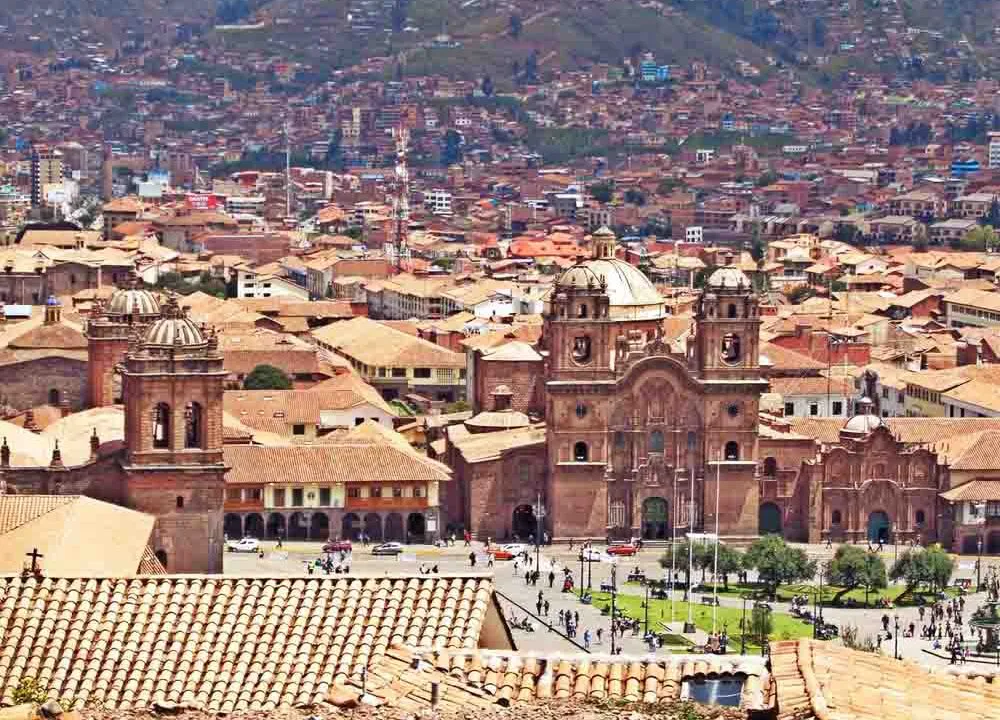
[333,645,769,711]
[0,496,73,534]
[136,547,167,575]
[940,479,1000,502]
[0,575,499,712]
[770,639,1000,720]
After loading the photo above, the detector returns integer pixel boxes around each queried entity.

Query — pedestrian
[543,599,550,615]
[558,609,565,626]
[514,560,519,577]
[596,628,603,644]
[882,614,890,632]
[536,599,543,615]
[549,570,555,588]
[469,551,476,568]
[583,628,592,651]
[574,611,580,626]
[488,554,495,568]
[464,531,471,547]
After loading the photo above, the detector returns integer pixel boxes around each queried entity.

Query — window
[987,501,1000,517]
[392,368,407,378]
[319,487,331,506]
[274,488,286,507]
[720,333,741,363]
[784,402,795,416]
[763,457,778,477]
[248,488,262,501]
[347,487,361,499]
[727,303,737,318]
[609,500,626,528]
[572,336,592,363]
[48,388,60,406]
[576,403,588,418]
[724,441,739,461]
[184,402,202,449]
[578,303,588,318]
[414,486,423,498]
[915,509,926,526]
[393,486,403,498]
[291,488,304,507]
[371,486,382,498]
[175,496,184,509]
[832,401,843,416]
[226,488,241,501]
[293,424,306,436]
[809,403,819,416]
[573,442,589,462]
[414,368,432,379]
[153,403,171,449]
[649,430,664,453]
[831,509,842,525]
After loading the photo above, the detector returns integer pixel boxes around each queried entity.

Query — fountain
[970,599,1000,655]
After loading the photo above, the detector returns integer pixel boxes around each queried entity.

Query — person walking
[548,570,555,588]
[469,551,476,568]
[583,628,592,651]
[543,599,550,616]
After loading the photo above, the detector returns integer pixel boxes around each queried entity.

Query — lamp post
[533,492,546,575]
[579,552,585,600]
[740,593,751,655]
[893,614,900,660]
[644,580,650,637]
[712,450,721,635]
[610,563,618,655]
[978,535,984,591]
[758,602,772,657]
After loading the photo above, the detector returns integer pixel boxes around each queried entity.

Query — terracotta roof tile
[0,496,73,534]
[0,575,496,712]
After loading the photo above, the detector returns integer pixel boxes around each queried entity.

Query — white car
[579,548,604,562]
[502,544,529,556]
[372,542,404,556]
[227,537,260,553]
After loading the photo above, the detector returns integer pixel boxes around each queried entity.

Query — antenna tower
[284,119,292,218]
[392,125,410,272]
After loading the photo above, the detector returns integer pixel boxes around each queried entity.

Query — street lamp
[740,592,752,655]
[533,492,546,575]
[610,563,618,655]
[579,552,585,599]
[644,580,650,637]
[978,536,984,591]
[893,614,900,660]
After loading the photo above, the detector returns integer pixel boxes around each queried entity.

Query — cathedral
[448,228,769,541]
[0,287,226,573]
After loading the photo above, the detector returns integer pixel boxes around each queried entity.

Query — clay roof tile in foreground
[0,575,497,712]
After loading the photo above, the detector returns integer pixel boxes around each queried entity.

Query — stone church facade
[1,288,226,573]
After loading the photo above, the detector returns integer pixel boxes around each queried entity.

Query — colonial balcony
[346,496,430,511]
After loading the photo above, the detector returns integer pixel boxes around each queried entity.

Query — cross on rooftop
[25,547,44,573]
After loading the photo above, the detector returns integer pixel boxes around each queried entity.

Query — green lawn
[589,591,814,652]
[664,581,959,608]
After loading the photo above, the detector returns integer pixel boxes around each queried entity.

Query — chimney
[90,428,100,459]
[1,437,9,468]
[50,440,63,468]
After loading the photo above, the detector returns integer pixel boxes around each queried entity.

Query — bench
[700,595,720,606]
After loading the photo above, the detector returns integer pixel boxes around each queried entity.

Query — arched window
[153,403,171,449]
[763,457,778,477]
[518,460,531,485]
[184,402,202,449]
[724,441,739,461]
[649,430,664,453]
[572,336,592,363]
[915,509,926,526]
[573,442,589,462]
[176,495,184,509]
[831,510,842,525]
[727,303,737,319]
[578,304,588,318]
[721,333,741,363]
[48,388,60,406]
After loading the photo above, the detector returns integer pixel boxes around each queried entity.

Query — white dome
[556,258,665,320]
[707,267,752,290]
[842,412,885,435]
[107,287,160,318]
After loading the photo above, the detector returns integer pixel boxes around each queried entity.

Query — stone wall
[0,356,87,411]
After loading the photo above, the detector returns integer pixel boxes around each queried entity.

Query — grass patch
[689,581,959,607]
[589,590,814,651]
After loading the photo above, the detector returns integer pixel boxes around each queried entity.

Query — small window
[721,333,741,363]
[226,488,241,501]
[727,303,737,318]
[576,403,588,418]
[248,488,262,501]
[414,486,423,498]
[347,487,361,499]
[371,486,382,498]
[763,457,778,477]
[649,430,664,453]
[319,487,331,506]
[354,417,364,426]
[414,367,432,378]
[784,402,795,416]
[291,488,304,506]
[832,401,843,416]
[48,388,60,406]
[293,424,306,435]
[915,509,926,526]
[809,403,819,416]
[573,441,589,462]
[273,488,286,506]
[393,486,403,498]
[831,509,842,525]
[176,496,184,509]
[724,441,739,461]
[572,336,592,363]
[392,368,407,378]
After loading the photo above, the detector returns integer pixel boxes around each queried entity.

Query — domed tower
[544,227,668,539]
[120,293,226,573]
[85,280,161,407]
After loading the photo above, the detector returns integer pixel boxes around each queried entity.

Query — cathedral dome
[142,295,206,348]
[555,259,665,320]
[842,397,885,436]
[706,267,752,291]
[107,286,160,318]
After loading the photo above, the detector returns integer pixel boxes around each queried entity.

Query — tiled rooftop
[0,575,498,713]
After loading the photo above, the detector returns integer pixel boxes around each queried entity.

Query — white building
[685,226,704,243]
[989,132,1000,169]
[235,266,310,300]
[424,189,453,216]
[771,377,854,418]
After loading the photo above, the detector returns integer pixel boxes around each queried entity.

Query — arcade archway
[385,513,404,541]
[224,514,243,540]
[511,504,536,540]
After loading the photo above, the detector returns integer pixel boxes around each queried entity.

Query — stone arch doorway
[385,513,404,541]
[245,513,265,538]
[288,512,309,540]
[511,504,536,541]
[267,513,286,539]
[642,497,669,540]
[867,511,891,544]
[407,513,426,542]
[224,514,243,539]
[759,503,782,535]
[310,513,329,540]
[364,513,383,542]
[341,513,361,541]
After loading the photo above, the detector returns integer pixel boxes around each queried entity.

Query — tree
[827,545,886,605]
[657,178,684,195]
[715,544,744,590]
[481,75,494,97]
[785,285,815,304]
[749,222,765,265]
[985,198,1000,229]
[624,188,646,206]
[244,364,292,390]
[890,546,953,599]
[743,535,816,597]
[523,50,539,83]
[755,170,778,187]
[588,181,614,203]
[509,13,522,38]
[960,225,998,252]
[659,541,710,593]
[441,129,463,167]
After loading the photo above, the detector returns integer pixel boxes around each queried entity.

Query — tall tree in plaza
[890,546,954,599]
[659,540,709,591]
[827,545,887,605]
[743,534,816,597]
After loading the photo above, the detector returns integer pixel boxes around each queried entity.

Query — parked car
[489,548,515,560]
[579,548,604,562]
[323,539,353,554]
[371,542,404,556]
[501,543,529,556]
[607,543,638,556]
[227,537,260,553]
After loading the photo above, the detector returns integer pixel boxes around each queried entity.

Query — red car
[607,543,638,556]
[323,539,353,553]
[488,548,515,560]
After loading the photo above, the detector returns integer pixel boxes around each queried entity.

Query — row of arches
[224,511,428,542]
[576,439,741,463]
